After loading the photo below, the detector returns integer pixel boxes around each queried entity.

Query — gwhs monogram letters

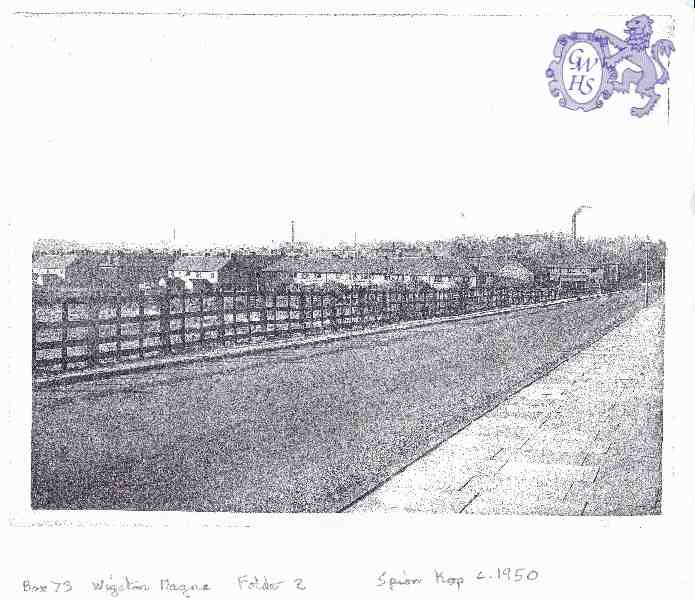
[567,48,599,96]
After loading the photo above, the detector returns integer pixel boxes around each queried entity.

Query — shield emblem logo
[546,32,617,111]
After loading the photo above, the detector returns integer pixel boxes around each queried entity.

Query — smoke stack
[291,220,295,246]
[571,205,591,241]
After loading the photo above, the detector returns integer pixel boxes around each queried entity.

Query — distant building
[167,256,234,291]
[497,259,535,286]
[391,257,476,289]
[94,253,175,291]
[544,262,604,291]
[465,255,502,286]
[263,256,476,290]
[166,254,279,292]
[33,252,176,292]
[603,263,621,288]
[220,254,281,291]
[465,255,534,287]
[32,254,85,287]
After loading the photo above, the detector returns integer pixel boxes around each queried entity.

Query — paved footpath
[349,301,664,515]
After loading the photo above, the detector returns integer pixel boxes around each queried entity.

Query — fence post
[279,290,285,336]
[199,289,206,346]
[61,300,69,371]
[160,289,171,355]
[32,302,37,372]
[347,287,354,328]
[246,289,252,342]
[115,292,122,362]
[261,290,269,338]
[231,285,237,344]
[138,292,145,359]
[324,289,330,329]
[180,291,187,350]
[360,288,366,328]
[217,288,225,346]
[273,291,279,337]
[298,288,305,335]
[87,295,100,368]
[319,290,326,333]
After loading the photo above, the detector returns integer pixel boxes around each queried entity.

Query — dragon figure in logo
[593,15,675,117]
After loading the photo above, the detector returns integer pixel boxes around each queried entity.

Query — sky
[8,11,680,247]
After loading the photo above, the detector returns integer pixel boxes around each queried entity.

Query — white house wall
[168,269,218,290]
[32,267,67,286]
[499,265,534,284]
[288,271,473,290]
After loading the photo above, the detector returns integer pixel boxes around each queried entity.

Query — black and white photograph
[4,1,694,598]
[30,231,666,514]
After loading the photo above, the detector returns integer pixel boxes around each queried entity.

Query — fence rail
[30,285,619,374]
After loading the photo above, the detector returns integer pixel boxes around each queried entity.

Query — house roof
[498,259,533,273]
[170,256,233,272]
[540,251,603,268]
[264,256,474,276]
[225,254,278,269]
[264,257,387,274]
[32,254,81,269]
[477,256,503,273]
[545,261,601,268]
[393,257,474,276]
[464,255,509,274]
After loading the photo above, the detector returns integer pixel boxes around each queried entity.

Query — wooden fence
[33,286,578,374]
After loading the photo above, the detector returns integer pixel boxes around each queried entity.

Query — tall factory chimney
[571,205,591,242]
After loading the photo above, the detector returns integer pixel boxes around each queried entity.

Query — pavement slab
[349,301,664,515]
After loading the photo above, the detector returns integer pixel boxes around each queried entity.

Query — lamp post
[661,259,665,297]
[644,244,649,307]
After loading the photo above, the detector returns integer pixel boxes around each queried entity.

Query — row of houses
[32,254,175,291]
[264,256,479,290]
[33,252,611,293]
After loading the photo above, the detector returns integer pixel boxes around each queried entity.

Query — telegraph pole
[352,232,358,287]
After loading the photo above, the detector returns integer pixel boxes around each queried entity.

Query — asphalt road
[32,289,651,512]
